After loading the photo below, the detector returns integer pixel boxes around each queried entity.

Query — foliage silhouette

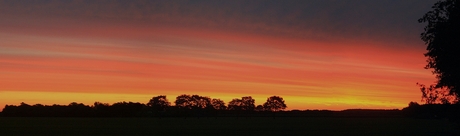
[241,96,256,111]
[147,95,170,112]
[191,95,213,110]
[263,96,287,111]
[211,98,226,110]
[227,96,255,111]
[175,94,193,110]
[1,94,441,119]
[419,0,460,101]
[227,98,243,110]
[174,94,212,110]
[417,83,458,104]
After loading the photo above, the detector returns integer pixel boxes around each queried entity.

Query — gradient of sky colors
[0,0,438,110]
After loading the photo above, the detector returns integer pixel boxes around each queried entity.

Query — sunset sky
[0,0,438,110]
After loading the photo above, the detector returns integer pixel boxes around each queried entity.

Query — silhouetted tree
[419,0,460,101]
[174,94,212,110]
[241,96,255,111]
[175,94,193,109]
[211,99,226,110]
[174,94,214,117]
[417,83,458,104]
[147,95,170,112]
[263,96,287,111]
[227,98,243,110]
[227,96,255,111]
[191,95,212,110]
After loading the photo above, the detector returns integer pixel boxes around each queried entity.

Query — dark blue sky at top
[0,0,437,46]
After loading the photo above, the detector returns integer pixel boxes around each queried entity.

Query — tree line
[2,94,459,120]
[1,95,286,117]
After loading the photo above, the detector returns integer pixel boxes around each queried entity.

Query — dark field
[0,117,458,136]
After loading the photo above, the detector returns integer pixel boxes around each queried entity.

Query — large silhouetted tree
[419,0,460,103]
[147,95,170,112]
[263,96,287,111]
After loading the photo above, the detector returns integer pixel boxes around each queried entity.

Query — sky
[0,0,438,110]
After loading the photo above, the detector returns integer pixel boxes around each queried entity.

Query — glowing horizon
[0,1,437,111]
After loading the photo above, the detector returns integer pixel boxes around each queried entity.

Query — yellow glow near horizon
[0,90,408,111]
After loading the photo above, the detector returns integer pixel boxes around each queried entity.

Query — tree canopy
[174,94,212,110]
[263,96,287,111]
[211,98,226,110]
[419,0,460,102]
[147,95,170,111]
[228,96,256,111]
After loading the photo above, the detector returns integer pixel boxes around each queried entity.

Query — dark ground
[0,117,458,136]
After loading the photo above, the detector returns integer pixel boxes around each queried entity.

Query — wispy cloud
[0,0,437,110]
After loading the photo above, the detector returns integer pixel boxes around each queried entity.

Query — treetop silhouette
[147,95,170,112]
[263,96,287,111]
